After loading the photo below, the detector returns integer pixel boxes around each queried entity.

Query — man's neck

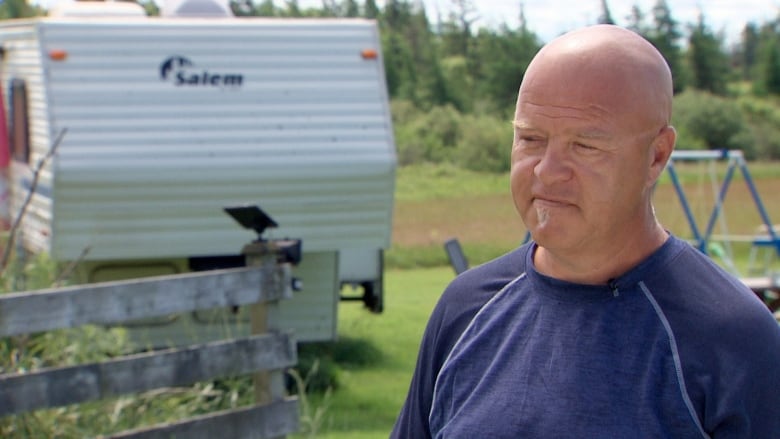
[533,223,669,285]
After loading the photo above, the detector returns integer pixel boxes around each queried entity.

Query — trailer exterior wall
[1,21,54,254]
[24,17,395,260]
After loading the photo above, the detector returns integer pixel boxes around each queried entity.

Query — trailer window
[9,78,29,164]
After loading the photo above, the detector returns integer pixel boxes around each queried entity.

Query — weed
[287,360,333,438]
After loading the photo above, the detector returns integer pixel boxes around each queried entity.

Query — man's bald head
[518,25,674,131]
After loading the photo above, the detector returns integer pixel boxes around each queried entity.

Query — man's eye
[520,136,543,144]
[574,142,598,151]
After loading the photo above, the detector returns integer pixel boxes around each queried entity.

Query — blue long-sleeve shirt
[391,236,780,438]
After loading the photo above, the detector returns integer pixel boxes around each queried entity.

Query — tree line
[223,0,780,167]
[4,0,780,169]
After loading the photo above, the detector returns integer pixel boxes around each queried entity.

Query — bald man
[391,25,780,438]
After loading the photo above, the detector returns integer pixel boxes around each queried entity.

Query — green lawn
[292,266,454,438]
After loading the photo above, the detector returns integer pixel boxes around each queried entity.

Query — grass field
[291,160,780,438]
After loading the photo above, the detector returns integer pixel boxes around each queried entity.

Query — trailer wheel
[362,281,383,314]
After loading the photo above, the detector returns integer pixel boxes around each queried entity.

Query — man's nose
[534,143,572,184]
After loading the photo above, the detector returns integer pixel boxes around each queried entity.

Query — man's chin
[529,226,575,248]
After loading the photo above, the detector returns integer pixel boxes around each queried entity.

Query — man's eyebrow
[513,122,612,140]
[512,121,537,130]
[577,129,612,140]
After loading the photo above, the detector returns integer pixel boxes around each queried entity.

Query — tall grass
[0,255,259,438]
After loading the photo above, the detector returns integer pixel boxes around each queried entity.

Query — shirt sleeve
[389,311,443,439]
[706,306,780,438]
[390,246,527,438]
[389,275,496,438]
[654,244,780,438]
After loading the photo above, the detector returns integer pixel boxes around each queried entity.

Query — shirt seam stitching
[428,272,527,431]
[639,280,711,439]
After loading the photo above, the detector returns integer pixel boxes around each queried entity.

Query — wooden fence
[0,241,299,438]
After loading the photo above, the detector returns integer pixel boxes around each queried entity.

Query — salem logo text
[159,56,243,87]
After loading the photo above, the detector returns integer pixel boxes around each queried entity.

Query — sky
[314,0,780,46]
[33,0,780,46]
[465,0,780,45]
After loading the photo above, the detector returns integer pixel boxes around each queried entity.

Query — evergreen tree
[646,0,686,93]
[345,0,359,17]
[439,0,478,58]
[687,14,730,95]
[406,3,450,108]
[383,32,419,101]
[626,4,647,35]
[320,0,340,16]
[384,0,413,29]
[598,0,615,25]
[255,0,276,16]
[472,26,541,113]
[364,0,380,19]
[439,18,465,58]
[738,23,760,80]
[283,0,302,17]
[0,0,40,18]
[755,31,780,95]
[751,19,780,95]
[518,2,528,34]
[452,0,478,55]
[379,1,439,106]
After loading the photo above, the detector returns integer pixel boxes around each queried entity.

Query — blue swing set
[665,149,780,313]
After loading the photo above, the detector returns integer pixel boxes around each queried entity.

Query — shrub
[672,90,756,157]
[392,101,513,172]
[738,96,780,159]
[454,113,513,173]
[392,102,462,165]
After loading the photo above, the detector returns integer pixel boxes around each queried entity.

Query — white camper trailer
[0,2,396,345]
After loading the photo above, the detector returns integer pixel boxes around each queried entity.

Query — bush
[672,90,756,157]
[392,101,513,172]
[454,113,513,173]
[738,96,780,159]
[392,102,462,165]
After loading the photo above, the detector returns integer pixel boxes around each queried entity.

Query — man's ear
[647,125,676,188]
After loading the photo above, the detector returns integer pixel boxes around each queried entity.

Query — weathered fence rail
[0,246,299,438]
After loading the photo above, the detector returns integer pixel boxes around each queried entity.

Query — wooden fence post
[242,241,289,409]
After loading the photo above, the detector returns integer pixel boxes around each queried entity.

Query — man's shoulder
[433,244,529,327]
[649,236,780,352]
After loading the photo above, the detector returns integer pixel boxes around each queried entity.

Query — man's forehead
[516,126,613,140]
[516,99,614,125]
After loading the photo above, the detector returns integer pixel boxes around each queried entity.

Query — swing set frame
[665,149,780,312]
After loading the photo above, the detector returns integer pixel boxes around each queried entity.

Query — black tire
[362,280,383,313]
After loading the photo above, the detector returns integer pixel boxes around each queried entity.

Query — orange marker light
[49,49,68,61]
[361,48,378,60]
